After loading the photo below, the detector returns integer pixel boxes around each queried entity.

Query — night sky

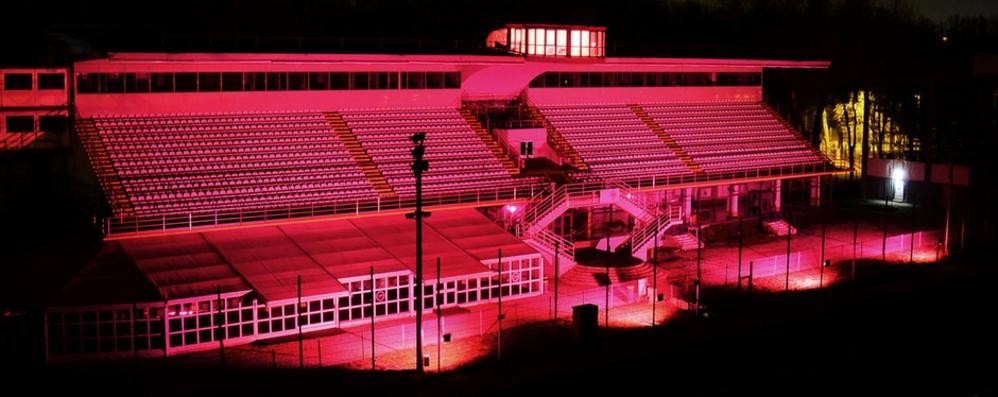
[911,0,998,20]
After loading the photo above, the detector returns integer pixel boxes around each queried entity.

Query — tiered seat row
[92,112,378,215]
[340,108,539,196]
[641,102,826,173]
[536,105,692,181]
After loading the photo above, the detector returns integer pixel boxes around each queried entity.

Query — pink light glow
[506,204,519,214]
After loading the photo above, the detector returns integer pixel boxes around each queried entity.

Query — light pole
[785,207,792,292]
[695,188,702,317]
[406,132,430,374]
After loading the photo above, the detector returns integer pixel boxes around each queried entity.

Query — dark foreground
[15,258,997,397]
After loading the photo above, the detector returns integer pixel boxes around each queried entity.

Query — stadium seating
[340,108,540,196]
[91,111,378,215]
[640,102,826,173]
[535,104,692,182]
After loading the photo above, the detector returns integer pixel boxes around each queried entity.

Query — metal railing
[618,162,841,191]
[516,226,575,265]
[105,183,542,237]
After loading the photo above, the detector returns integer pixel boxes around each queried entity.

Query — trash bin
[572,304,598,342]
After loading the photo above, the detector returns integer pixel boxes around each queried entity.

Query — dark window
[352,72,369,90]
[388,72,400,89]
[529,74,544,88]
[426,72,444,89]
[174,73,197,92]
[102,73,125,93]
[198,73,221,91]
[221,73,242,91]
[616,73,632,87]
[364,72,383,89]
[544,72,559,87]
[37,73,65,90]
[76,74,100,93]
[125,73,150,93]
[716,72,761,86]
[288,72,307,90]
[266,72,286,90]
[330,73,349,90]
[445,72,461,89]
[3,73,32,90]
[6,116,34,133]
[589,72,603,86]
[405,72,425,89]
[39,116,67,133]
[151,73,174,92]
[309,72,330,90]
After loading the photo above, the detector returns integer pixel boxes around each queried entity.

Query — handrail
[106,182,541,237]
[105,161,842,237]
[516,225,574,264]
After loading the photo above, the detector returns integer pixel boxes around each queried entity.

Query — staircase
[323,112,397,200]
[76,118,133,216]
[521,184,570,235]
[604,180,654,223]
[519,227,576,276]
[622,206,682,261]
[527,105,589,171]
[764,219,797,237]
[559,263,658,286]
[628,104,703,174]
[667,233,703,252]
[458,108,520,175]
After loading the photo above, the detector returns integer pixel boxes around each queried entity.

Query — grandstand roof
[278,221,410,280]
[53,243,163,306]
[53,209,535,307]
[353,214,493,280]
[202,227,346,302]
[425,209,537,261]
[75,52,830,69]
[119,234,251,300]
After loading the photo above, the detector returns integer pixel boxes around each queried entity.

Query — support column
[774,180,782,213]
[683,188,693,223]
[810,177,821,207]
[728,184,741,218]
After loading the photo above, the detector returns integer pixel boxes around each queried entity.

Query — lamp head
[410,132,427,144]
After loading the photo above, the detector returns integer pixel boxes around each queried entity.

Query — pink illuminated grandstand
[38,24,840,361]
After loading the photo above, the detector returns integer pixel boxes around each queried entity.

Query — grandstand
[39,24,838,360]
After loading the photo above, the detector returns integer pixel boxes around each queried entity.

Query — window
[37,73,65,90]
[244,72,266,91]
[76,74,100,93]
[174,73,197,92]
[222,73,243,91]
[389,72,400,89]
[309,72,330,90]
[198,73,222,91]
[3,73,32,90]
[352,72,369,90]
[330,73,349,90]
[266,72,286,90]
[6,116,34,133]
[426,72,444,89]
[404,72,425,89]
[444,72,461,89]
[125,73,151,93]
[288,72,307,90]
[39,116,67,133]
[68,70,458,93]
[716,72,761,86]
[151,73,174,92]
[102,73,124,93]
